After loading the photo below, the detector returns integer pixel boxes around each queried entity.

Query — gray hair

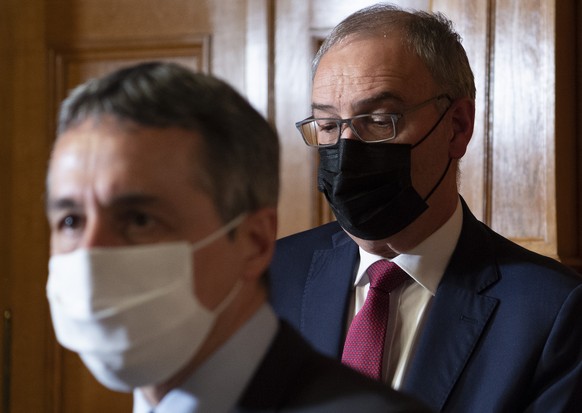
[313,3,476,100]
[57,62,279,222]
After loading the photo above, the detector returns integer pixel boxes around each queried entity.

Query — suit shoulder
[276,221,344,249]
[460,203,581,287]
[487,226,582,286]
[273,323,432,412]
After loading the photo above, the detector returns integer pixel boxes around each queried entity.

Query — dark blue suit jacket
[237,321,431,412]
[269,200,582,412]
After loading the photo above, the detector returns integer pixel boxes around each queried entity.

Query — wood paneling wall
[0,1,52,411]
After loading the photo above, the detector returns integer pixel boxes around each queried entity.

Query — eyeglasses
[295,94,451,147]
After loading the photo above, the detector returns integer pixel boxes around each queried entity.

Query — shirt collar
[133,304,278,413]
[355,197,463,295]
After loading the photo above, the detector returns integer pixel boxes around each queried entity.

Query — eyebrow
[109,193,161,207]
[311,91,404,115]
[45,193,161,213]
[45,197,78,214]
[354,91,403,110]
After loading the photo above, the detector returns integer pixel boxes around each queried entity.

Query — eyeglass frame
[295,94,452,147]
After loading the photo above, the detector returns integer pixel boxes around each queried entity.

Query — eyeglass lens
[299,114,397,146]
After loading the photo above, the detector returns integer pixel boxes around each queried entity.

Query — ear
[448,97,475,159]
[236,207,278,283]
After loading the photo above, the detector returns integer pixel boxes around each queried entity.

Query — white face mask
[46,215,245,392]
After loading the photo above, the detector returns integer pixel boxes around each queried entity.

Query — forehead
[312,35,435,112]
[47,116,204,202]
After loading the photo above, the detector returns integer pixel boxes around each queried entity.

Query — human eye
[120,209,166,242]
[315,119,340,133]
[367,114,395,128]
[47,210,86,252]
[313,119,341,145]
[357,114,396,141]
[49,212,84,233]
[124,210,155,230]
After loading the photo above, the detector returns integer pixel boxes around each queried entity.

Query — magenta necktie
[341,260,409,380]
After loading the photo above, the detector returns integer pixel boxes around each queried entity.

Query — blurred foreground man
[45,62,431,413]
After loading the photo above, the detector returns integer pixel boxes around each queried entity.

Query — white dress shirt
[133,304,278,413]
[348,197,463,389]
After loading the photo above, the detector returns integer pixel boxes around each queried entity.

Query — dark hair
[57,62,279,221]
[313,3,475,100]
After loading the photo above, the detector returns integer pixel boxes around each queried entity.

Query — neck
[139,285,267,406]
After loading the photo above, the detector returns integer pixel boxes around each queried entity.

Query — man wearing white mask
[44,62,430,413]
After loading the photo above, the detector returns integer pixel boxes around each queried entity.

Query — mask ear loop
[411,104,451,149]
[212,279,244,315]
[190,214,247,252]
[410,102,453,202]
[422,157,452,202]
[191,214,247,313]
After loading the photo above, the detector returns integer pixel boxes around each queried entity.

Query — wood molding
[49,36,210,99]
[47,36,210,142]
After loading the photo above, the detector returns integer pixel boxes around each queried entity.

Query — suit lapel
[236,323,307,412]
[300,229,359,358]
[402,201,500,411]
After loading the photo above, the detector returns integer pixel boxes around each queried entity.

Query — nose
[339,122,360,141]
[81,217,123,249]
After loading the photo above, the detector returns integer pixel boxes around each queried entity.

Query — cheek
[49,226,82,255]
[410,134,450,192]
[191,254,215,308]
[191,243,240,310]
[49,233,64,255]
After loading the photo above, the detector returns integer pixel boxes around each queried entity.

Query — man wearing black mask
[269,4,582,412]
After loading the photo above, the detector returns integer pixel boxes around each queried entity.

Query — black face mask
[317,110,451,241]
